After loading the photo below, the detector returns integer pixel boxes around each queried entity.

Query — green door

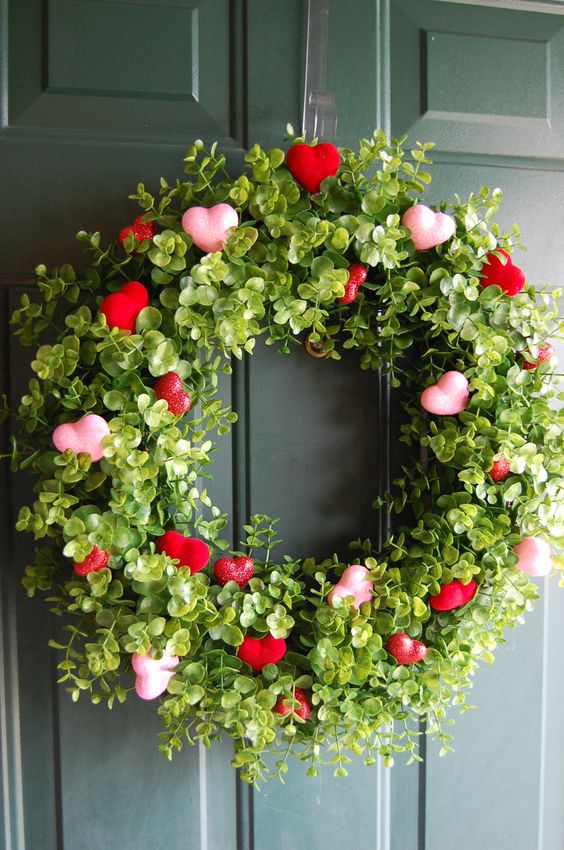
[1,1,563,848]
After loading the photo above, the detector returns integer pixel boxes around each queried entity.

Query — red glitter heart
[73,545,110,577]
[522,342,555,370]
[154,372,192,415]
[213,556,254,588]
[489,457,511,482]
[118,215,156,249]
[386,633,428,665]
[274,687,311,720]
[338,263,367,304]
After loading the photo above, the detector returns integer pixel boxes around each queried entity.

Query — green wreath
[9,130,563,785]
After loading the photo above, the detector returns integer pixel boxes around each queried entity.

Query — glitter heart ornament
[386,633,428,665]
[274,688,311,720]
[489,457,511,482]
[420,371,469,415]
[522,342,555,370]
[181,203,238,253]
[154,372,192,415]
[327,564,373,609]
[402,204,456,251]
[73,546,110,577]
[132,649,179,700]
[338,263,367,304]
[513,537,552,577]
[53,413,110,461]
[214,556,254,588]
[118,215,156,249]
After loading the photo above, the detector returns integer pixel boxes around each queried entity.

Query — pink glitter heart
[402,204,456,251]
[328,565,373,609]
[513,537,552,577]
[53,414,110,461]
[421,371,469,416]
[181,203,238,253]
[132,649,179,700]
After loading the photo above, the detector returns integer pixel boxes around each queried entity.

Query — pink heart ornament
[327,565,373,609]
[52,414,110,461]
[402,204,456,251]
[181,203,238,253]
[132,649,179,700]
[513,537,552,577]
[421,371,469,416]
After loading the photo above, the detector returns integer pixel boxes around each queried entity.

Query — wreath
[9,129,563,785]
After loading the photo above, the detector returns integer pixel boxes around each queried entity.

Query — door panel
[391,0,564,160]
[390,2,564,847]
[1,1,563,849]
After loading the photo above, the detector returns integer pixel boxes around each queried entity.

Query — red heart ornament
[430,579,477,612]
[181,204,239,254]
[479,249,525,296]
[286,142,341,194]
[156,531,210,574]
[100,281,149,332]
[53,413,110,461]
[237,634,287,671]
[73,545,110,577]
[154,372,192,415]
[522,342,555,370]
[402,204,456,251]
[132,648,178,700]
[386,633,428,665]
[420,371,469,416]
[118,215,156,249]
[489,457,511,482]
[214,556,254,588]
[274,687,311,720]
[513,537,552,577]
[338,263,367,304]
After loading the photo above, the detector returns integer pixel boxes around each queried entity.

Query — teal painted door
[1,1,563,848]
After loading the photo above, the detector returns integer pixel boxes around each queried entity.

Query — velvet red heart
[286,142,341,194]
[429,579,477,611]
[479,249,525,296]
[237,634,287,671]
[156,531,210,574]
[100,281,149,332]
[386,633,428,665]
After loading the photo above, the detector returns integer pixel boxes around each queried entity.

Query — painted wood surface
[1,1,563,848]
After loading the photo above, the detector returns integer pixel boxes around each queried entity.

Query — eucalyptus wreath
[9,129,563,785]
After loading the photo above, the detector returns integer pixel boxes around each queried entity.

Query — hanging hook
[302,0,337,141]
